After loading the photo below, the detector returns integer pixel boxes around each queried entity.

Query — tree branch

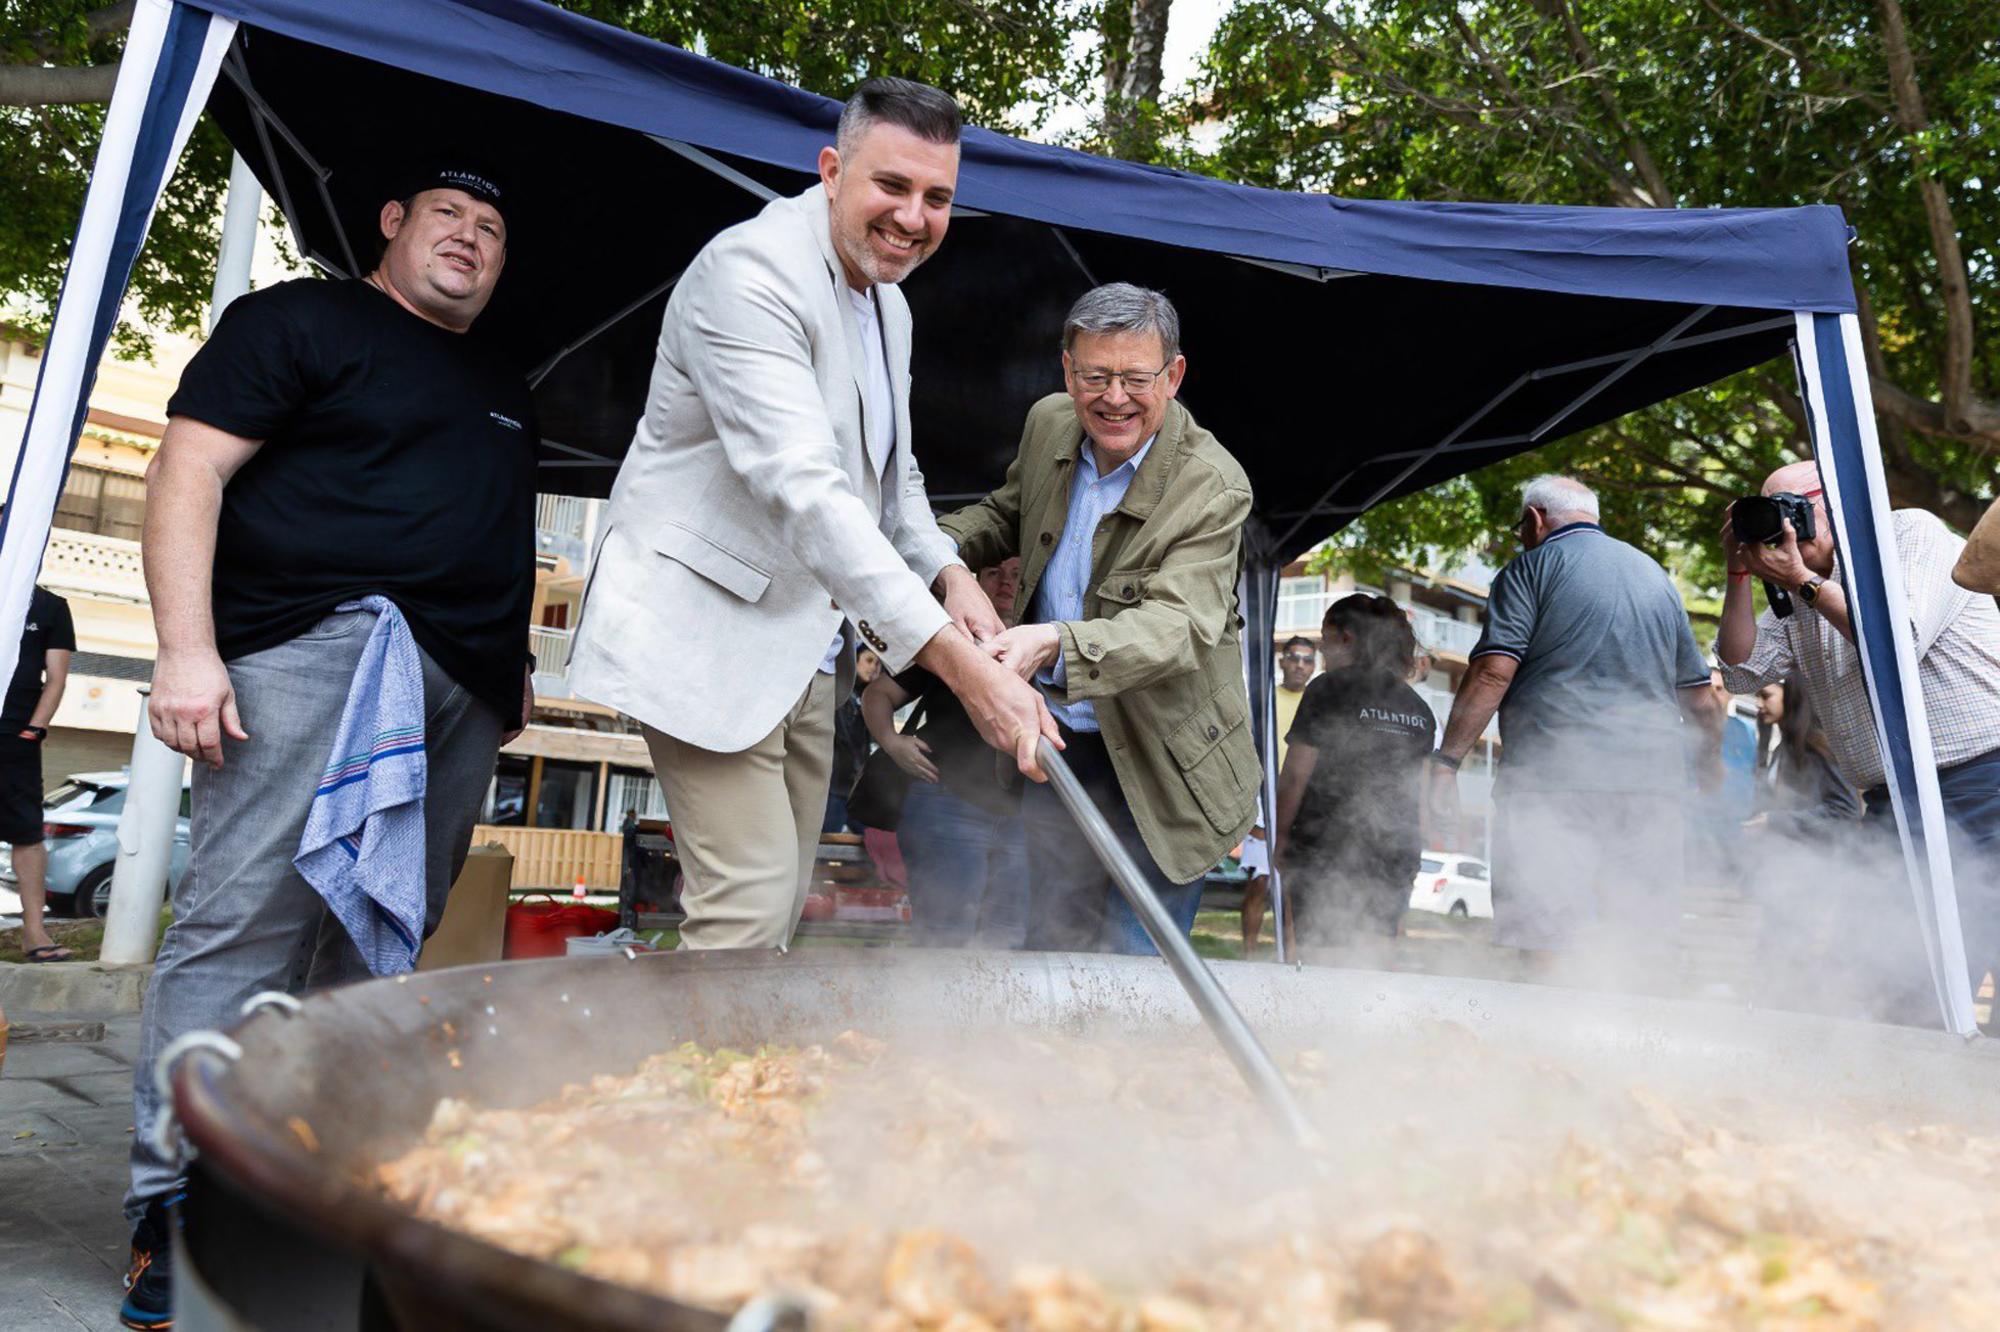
[1536,0,1671,205]
[1870,375,2000,444]
[1876,0,1976,433]
[1445,9,1653,206]
[16,0,134,60]
[0,62,121,107]
[1697,0,1888,117]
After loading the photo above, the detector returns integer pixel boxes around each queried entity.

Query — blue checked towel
[294,597,428,975]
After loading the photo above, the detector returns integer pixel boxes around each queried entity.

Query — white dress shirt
[821,285,899,674]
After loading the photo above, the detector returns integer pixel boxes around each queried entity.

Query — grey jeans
[125,612,505,1216]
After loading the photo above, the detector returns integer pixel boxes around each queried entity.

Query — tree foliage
[1185,0,1998,583]
[0,0,1098,355]
[4,2,232,357]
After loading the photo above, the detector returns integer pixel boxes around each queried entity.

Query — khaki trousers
[644,670,835,950]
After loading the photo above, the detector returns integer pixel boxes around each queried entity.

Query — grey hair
[1520,474,1600,523]
[1061,283,1181,361]
[835,77,962,158]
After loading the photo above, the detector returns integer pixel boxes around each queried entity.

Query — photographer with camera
[1716,460,2000,1002]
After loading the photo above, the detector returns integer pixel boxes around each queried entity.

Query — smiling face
[818,122,958,289]
[1063,328,1185,469]
[375,188,507,330]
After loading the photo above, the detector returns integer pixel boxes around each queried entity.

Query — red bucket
[503,892,621,960]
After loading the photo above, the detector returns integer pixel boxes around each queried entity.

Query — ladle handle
[1036,736,1318,1147]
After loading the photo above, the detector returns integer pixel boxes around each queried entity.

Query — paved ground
[0,1016,141,1332]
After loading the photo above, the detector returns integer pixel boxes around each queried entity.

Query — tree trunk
[1101,0,1172,160]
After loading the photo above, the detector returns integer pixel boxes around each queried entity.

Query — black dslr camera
[1731,492,1818,547]
[1730,491,1819,619]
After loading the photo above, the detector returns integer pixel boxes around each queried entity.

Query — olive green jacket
[942,394,1259,883]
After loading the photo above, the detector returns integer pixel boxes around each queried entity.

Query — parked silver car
[0,771,192,919]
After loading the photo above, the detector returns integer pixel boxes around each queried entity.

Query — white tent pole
[97,33,247,964]
[210,151,262,319]
[1791,311,1977,1033]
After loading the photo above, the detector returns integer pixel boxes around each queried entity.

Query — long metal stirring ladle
[1037,736,1319,1148]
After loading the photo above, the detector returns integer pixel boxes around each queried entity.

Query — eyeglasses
[1280,653,1317,665]
[1069,362,1171,394]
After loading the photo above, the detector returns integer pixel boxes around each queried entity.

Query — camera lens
[1732,496,1783,545]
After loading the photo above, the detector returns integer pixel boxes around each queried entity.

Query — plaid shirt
[1717,509,2000,790]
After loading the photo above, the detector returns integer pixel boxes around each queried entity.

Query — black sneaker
[120,1189,181,1330]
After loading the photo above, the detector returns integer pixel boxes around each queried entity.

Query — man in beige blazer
[571,78,1056,949]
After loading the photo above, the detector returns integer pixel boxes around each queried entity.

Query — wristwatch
[18,725,46,742]
[1428,751,1463,772]
[1797,574,1828,606]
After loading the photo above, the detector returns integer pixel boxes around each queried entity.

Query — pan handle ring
[240,990,304,1020]
[149,1029,244,1172]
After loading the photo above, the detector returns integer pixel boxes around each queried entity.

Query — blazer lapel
[802,187,886,503]
[880,286,913,532]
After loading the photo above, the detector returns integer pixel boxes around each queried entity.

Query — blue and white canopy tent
[12,0,1976,1029]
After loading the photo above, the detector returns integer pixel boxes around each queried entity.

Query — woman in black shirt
[1273,594,1436,947]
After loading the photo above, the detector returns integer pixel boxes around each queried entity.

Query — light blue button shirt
[1029,434,1155,732]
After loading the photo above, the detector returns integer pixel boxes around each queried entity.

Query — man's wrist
[1428,750,1463,771]
[18,725,46,742]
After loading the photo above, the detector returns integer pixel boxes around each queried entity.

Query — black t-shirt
[1285,665,1437,873]
[4,588,75,728]
[891,667,1018,818]
[166,278,537,724]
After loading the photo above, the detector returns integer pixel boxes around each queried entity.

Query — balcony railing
[41,529,148,602]
[535,494,589,542]
[531,625,574,698]
[1409,605,1483,657]
[535,494,596,569]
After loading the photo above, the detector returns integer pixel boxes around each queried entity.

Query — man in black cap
[118,163,535,1328]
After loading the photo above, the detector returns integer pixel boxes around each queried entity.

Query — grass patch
[1192,909,1274,962]
[0,906,171,964]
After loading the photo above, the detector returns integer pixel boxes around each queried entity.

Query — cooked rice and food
[375,1025,2000,1329]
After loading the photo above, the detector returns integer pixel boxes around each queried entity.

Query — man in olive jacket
[943,284,1259,953]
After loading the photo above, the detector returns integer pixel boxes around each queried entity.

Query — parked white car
[1408,853,1492,919]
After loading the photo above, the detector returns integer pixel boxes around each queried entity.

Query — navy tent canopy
[191,0,1852,557]
[7,0,1975,1032]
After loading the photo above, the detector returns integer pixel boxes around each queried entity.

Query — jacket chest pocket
[1165,683,1253,834]
[1093,565,1158,611]
[652,520,772,603]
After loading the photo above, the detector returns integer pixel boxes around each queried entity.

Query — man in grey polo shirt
[1431,476,1718,962]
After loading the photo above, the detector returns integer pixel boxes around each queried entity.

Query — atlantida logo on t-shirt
[489,411,523,431]
[1358,705,1427,729]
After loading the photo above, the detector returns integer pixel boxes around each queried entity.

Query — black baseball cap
[396,158,509,223]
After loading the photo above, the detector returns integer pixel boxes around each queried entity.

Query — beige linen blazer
[569,186,960,751]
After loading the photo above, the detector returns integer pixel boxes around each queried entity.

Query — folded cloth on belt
[294,597,428,975]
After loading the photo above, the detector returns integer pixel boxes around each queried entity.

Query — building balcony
[1408,605,1483,658]
[530,624,575,699]
[42,528,148,603]
[535,494,596,572]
